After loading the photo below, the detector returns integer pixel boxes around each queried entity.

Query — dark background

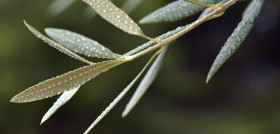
[1,0,280,133]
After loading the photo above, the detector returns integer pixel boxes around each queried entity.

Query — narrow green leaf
[41,86,80,124]
[45,28,122,59]
[206,0,265,83]
[84,49,161,134]
[10,59,125,103]
[122,44,171,117]
[24,21,93,65]
[82,0,149,39]
[139,0,221,24]
[124,25,189,56]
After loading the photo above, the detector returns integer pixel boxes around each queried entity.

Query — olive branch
[11,0,265,133]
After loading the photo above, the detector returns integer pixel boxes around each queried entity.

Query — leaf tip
[10,97,16,103]
[122,101,135,118]
[44,28,56,37]
[44,28,51,33]
[41,113,50,125]
[206,68,216,84]
[121,110,128,118]
[205,77,210,84]
[23,20,28,26]
[40,116,48,125]
[10,95,23,103]
[138,17,152,24]
[138,19,145,24]
[23,20,33,31]
[40,120,45,125]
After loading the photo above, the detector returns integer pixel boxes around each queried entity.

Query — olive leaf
[84,48,162,134]
[11,0,263,133]
[41,86,80,124]
[45,28,122,59]
[83,0,115,19]
[10,59,126,103]
[82,0,154,41]
[139,0,221,24]
[206,0,265,83]
[24,21,93,65]
[123,44,171,117]
[124,24,189,56]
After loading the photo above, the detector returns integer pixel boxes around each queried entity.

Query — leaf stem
[83,47,164,134]
[141,35,163,43]
[184,0,220,8]
[128,0,238,60]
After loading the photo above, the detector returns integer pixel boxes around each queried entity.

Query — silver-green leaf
[122,45,171,117]
[139,0,221,24]
[82,0,149,39]
[84,49,161,134]
[45,28,122,59]
[24,21,92,65]
[206,0,265,83]
[10,59,125,103]
[41,86,80,124]
[124,24,189,56]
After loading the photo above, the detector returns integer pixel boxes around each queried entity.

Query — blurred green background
[1,0,280,133]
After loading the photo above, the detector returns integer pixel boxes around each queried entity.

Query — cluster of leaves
[11,0,265,133]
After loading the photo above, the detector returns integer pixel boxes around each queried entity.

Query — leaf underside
[11,1,267,133]
[10,60,125,103]
[84,48,162,134]
[139,0,221,24]
[124,24,189,56]
[41,86,80,124]
[123,45,171,117]
[83,0,147,38]
[45,28,122,59]
[206,0,265,83]
[23,21,92,65]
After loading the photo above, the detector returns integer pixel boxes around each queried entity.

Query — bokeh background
[1,0,280,133]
